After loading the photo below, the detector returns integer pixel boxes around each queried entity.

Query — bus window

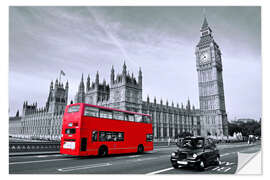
[125,113,134,122]
[68,105,80,113]
[92,131,98,142]
[112,132,118,141]
[142,116,151,123]
[135,114,143,122]
[117,132,124,141]
[98,131,124,142]
[100,109,113,119]
[113,111,124,120]
[84,106,99,117]
[105,132,113,141]
[146,134,153,141]
[99,131,106,142]
[65,128,76,134]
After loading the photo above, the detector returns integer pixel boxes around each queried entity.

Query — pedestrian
[168,137,170,146]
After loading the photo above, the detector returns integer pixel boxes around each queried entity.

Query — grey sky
[9,6,261,120]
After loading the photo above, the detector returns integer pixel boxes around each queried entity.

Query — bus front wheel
[137,145,144,154]
[98,146,108,157]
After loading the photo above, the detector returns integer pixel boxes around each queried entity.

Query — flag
[60,70,65,76]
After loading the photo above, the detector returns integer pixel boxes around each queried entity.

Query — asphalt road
[9,143,261,174]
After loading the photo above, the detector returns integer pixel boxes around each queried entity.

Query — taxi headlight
[193,153,197,158]
[171,152,176,157]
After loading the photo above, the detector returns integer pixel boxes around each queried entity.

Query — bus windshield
[68,105,80,113]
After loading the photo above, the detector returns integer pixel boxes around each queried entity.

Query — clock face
[200,52,209,63]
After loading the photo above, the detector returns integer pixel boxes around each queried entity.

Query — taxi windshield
[178,138,204,149]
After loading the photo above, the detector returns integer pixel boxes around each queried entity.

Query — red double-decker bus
[60,103,153,156]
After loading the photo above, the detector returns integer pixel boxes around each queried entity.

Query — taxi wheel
[172,164,179,169]
[98,146,108,157]
[197,160,205,171]
[215,156,221,166]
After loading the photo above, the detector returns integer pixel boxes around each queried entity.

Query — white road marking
[128,155,142,158]
[36,155,48,158]
[132,157,158,162]
[57,163,112,172]
[146,167,174,175]
[217,167,225,171]
[224,167,231,172]
[9,158,71,165]
[212,167,220,171]
[220,153,231,157]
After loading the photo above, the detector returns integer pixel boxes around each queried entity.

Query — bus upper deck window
[113,111,124,120]
[84,106,99,117]
[142,116,151,123]
[125,114,134,122]
[99,109,113,119]
[68,105,80,113]
[135,114,143,122]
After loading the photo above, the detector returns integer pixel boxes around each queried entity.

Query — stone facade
[75,62,201,139]
[75,62,143,113]
[9,112,22,137]
[19,80,69,140]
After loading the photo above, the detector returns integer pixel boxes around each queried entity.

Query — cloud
[9,6,261,120]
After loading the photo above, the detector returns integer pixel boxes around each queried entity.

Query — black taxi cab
[170,136,220,170]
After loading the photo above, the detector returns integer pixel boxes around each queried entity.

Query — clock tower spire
[195,16,228,137]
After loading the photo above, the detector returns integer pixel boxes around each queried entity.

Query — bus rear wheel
[137,145,144,154]
[98,146,108,157]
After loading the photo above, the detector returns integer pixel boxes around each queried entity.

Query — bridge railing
[9,141,60,153]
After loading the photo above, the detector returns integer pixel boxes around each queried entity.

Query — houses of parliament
[9,17,228,140]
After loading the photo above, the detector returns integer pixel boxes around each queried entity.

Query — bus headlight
[171,152,176,157]
[193,153,197,158]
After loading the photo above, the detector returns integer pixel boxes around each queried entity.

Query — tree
[228,120,261,137]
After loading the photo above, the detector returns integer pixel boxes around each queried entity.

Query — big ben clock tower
[195,17,228,136]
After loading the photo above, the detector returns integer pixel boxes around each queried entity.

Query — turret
[111,66,115,85]
[95,71,99,86]
[79,74,85,92]
[122,61,127,76]
[147,95,150,103]
[200,16,212,37]
[186,98,191,110]
[65,80,69,103]
[55,79,59,88]
[65,80,69,90]
[154,97,156,104]
[86,74,90,91]
[50,81,53,90]
[138,67,142,87]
